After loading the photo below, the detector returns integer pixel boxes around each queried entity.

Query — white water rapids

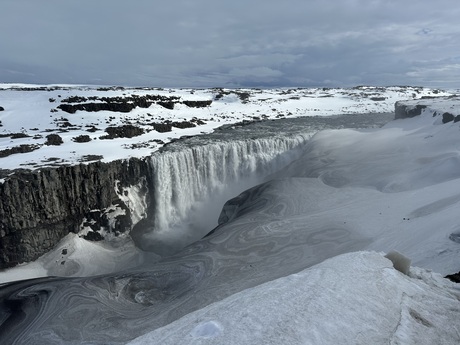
[143,134,311,255]
[133,114,394,256]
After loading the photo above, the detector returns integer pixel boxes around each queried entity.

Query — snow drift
[127,251,460,345]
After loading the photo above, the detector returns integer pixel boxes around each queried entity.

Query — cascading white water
[141,133,312,255]
[131,113,395,256]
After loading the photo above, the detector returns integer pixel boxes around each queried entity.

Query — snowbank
[128,251,460,345]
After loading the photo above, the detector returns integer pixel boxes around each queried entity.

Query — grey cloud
[1,0,459,87]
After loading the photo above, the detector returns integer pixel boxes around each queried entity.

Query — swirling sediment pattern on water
[0,113,393,344]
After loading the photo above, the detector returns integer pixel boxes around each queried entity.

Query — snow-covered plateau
[0,84,459,344]
[0,84,448,171]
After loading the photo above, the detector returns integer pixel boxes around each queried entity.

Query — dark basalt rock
[58,102,136,114]
[171,121,196,129]
[158,101,175,110]
[0,106,4,111]
[0,144,41,158]
[395,97,460,123]
[10,133,31,139]
[72,135,92,143]
[152,122,172,133]
[237,92,250,102]
[86,125,99,133]
[213,89,250,103]
[45,134,63,146]
[442,112,455,123]
[193,118,206,125]
[445,271,460,283]
[449,232,460,243]
[61,96,88,103]
[100,125,144,139]
[80,154,103,162]
[57,95,211,113]
[83,230,104,241]
[441,112,460,124]
[0,158,154,268]
[150,120,197,133]
[182,100,212,108]
[57,121,75,128]
[58,94,182,113]
[394,102,427,119]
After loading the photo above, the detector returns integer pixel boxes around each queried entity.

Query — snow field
[127,251,460,345]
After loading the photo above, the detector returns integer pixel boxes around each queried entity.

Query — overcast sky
[1,0,459,88]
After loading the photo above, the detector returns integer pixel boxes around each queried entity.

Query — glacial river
[0,113,394,344]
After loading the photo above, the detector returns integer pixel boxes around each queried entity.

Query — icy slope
[217,100,460,275]
[127,251,460,345]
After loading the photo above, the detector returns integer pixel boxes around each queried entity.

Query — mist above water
[132,113,394,256]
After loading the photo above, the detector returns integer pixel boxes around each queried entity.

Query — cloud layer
[1,0,459,87]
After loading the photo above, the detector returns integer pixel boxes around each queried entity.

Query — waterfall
[139,133,312,255]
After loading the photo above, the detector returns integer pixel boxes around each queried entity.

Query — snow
[127,251,460,345]
[0,85,450,172]
[116,179,148,225]
[0,233,154,279]
[385,250,411,275]
[1,85,460,344]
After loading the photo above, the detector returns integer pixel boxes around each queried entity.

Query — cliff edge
[0,158,153,268]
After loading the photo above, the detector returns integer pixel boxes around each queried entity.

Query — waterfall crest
[140,134,311,255]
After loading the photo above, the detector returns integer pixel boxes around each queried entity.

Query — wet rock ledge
[0,158,153,268]
[395,95,460,122]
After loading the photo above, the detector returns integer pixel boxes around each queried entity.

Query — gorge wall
[395,96,460,122]
[0,159,153,268]
[0,133,310,268]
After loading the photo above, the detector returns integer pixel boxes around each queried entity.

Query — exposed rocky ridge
[394,102,428,119]
[395,95,460,122]
[0,144,41,158]
[0,158,153,268]
[0,85,449,171]
[57,94,211,114]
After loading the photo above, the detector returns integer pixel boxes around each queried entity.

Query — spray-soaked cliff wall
[0,159,153,268]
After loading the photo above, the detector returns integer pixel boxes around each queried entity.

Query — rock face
[0,158,153,268]
[441,112,460,124]
[45,134,64,146]
[445,271,460,283]
[395,96,460,121]
[394,102,427,119]
[101,124,145,139]
[0,144,41,158]
[56,95,211,114]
